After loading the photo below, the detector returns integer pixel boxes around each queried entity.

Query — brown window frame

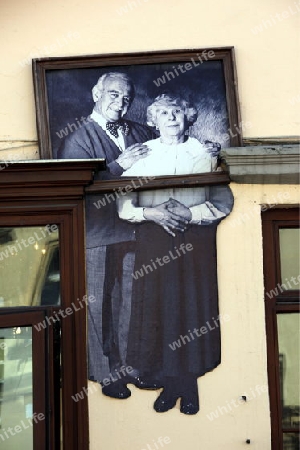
[0,161,103,450]
[262,207,300,450]
[0,311,47,448]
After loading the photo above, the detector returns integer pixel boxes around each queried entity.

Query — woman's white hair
[147,94,198,128]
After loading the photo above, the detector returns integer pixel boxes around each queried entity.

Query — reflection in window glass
[0,226,60,307]
[279,228,300,290]
[277,313,300,431]
[0,327,33,449]
[283,433,300,450]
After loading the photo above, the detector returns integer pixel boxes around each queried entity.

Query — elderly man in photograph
[58,72,153,399]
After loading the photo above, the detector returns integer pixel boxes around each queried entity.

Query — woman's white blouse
[122,137,216,176]
[117,137,224,224]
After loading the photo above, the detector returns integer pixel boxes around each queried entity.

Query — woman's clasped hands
[143,197,191,236]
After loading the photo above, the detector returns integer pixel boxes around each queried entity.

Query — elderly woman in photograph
[117,94,233,414]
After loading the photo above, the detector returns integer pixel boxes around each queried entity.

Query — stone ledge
[221,145,300,184]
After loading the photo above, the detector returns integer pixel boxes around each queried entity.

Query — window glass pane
[0,226,60,306]
[283,433,300,450]
[277,313,300,429]
[279,228,300,290]
[0,327,33,449]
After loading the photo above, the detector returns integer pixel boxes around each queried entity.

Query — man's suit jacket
[58,118,153,247]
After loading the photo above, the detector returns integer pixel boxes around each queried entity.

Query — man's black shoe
[102,381,131,399]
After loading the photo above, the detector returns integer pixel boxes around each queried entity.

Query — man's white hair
[94,72,135,98]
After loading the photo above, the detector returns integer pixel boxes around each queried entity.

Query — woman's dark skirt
[126,222,221,379]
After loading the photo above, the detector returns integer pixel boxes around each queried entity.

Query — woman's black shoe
[180,375,199,414]
[153,389,179,412]
[180,397,199,415]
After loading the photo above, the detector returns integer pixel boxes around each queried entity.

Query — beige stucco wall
[0,0,299,152]
[0,0,299,449]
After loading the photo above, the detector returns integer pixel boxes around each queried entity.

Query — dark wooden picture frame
[33,47,241,191]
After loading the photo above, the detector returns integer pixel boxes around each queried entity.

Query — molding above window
[0,159,105,198]
[221,145,300,184]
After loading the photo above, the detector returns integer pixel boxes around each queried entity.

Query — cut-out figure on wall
[105,94,234,414]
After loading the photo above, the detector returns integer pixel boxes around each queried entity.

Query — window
[0,161,101,449]
[0,312,47,449]
[262,208,300,450]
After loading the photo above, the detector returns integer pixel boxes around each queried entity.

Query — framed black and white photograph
[33,47,241,170]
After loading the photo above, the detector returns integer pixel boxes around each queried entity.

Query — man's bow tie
[106,120,129,138]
